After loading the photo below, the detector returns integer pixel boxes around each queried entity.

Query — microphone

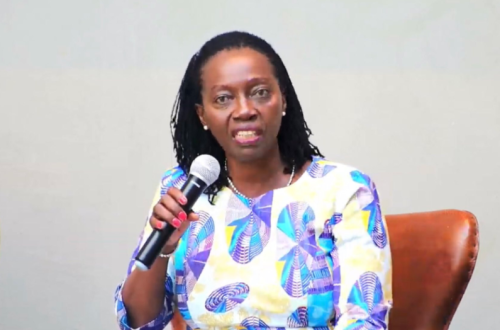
[134,154,221,271]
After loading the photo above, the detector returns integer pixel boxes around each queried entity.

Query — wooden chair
[170,210,479,330]
[387,210,479,330]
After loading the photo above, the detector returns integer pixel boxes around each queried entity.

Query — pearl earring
[203,125,208,130]
[282,111,286,116]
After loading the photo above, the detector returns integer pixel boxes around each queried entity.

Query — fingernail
[172,218,181,228]
[179,196,187,205]
[178,211,187,221]
[156,222,165,230]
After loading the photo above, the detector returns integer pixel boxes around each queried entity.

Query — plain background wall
[0,1,498,329]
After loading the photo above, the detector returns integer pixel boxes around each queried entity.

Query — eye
[215,94,232,105]
[253,88,270,98]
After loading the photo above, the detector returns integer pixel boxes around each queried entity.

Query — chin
[225,138,278,163]
[228,147,267,163]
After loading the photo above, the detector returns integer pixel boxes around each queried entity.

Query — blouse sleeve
[114,167,185,330]
[332,171,393,330]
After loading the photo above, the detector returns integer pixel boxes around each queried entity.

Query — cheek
[205,112,230,142]
[267,98,284,133]
[272,115,284,134]
[203,107,224,127]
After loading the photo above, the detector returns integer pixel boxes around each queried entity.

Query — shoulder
[308,157,380,209]
[158,165,188,193]
[310,157,376,187]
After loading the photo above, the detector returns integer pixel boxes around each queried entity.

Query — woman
[115,31,392,330]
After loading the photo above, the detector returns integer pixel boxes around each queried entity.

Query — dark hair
[170,31,323,203]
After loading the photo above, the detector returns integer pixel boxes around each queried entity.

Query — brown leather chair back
[387,210,479,330]
[170,210,479,330]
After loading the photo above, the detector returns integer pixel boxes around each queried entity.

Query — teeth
[236,131,256,137]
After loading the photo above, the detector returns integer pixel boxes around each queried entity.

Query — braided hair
[170,31,323,203]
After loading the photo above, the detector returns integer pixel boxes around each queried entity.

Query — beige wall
[0,1,498,329]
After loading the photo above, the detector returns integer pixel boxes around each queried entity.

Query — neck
[226,148,286,198]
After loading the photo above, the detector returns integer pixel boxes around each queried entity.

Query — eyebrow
[210,77,271,92]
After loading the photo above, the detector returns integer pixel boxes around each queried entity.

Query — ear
[196,104,208,127]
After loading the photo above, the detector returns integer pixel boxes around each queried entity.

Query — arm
[114,168,185,330]
[114,239,175,330]
[333,171,393,330]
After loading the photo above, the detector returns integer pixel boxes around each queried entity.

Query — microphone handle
[134,175,208,270]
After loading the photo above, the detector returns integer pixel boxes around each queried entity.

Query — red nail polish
[179,197,187,205]
[156,222,164,230]
[172,218,181,228]
[178,211,187,221]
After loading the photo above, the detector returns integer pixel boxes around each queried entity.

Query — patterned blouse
[114,157,393,330]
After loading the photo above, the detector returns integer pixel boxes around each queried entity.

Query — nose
[233,97,257,121]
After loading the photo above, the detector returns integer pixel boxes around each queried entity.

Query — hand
[149,187,199,252]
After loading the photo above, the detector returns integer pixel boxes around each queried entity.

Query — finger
[187,212,199,221]
[165,220,191,247]
[167,187,188,206]
[149,215,167,230]
[159,195,187,226]
[151,203,180,229]
[150,213,183,230]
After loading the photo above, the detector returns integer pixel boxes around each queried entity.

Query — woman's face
[197,47,286,163]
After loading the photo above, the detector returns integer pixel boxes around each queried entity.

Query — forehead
[200,48,276,88]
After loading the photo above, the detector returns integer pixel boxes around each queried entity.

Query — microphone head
[190,154,221,185]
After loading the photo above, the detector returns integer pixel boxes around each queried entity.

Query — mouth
[232,130,262,145]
